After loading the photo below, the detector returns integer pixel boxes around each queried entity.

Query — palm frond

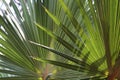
[0,0,120,80]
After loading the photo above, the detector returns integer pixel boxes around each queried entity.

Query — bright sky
[0,0,10,15]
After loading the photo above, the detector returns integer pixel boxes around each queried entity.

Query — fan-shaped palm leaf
[0,0,120,80]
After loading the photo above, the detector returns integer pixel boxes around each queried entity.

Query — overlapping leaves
[0,0,120,80]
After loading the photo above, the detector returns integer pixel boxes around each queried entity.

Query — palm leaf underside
[0,0,120,80]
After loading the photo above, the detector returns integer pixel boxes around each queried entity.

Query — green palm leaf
[0,0,120,80]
